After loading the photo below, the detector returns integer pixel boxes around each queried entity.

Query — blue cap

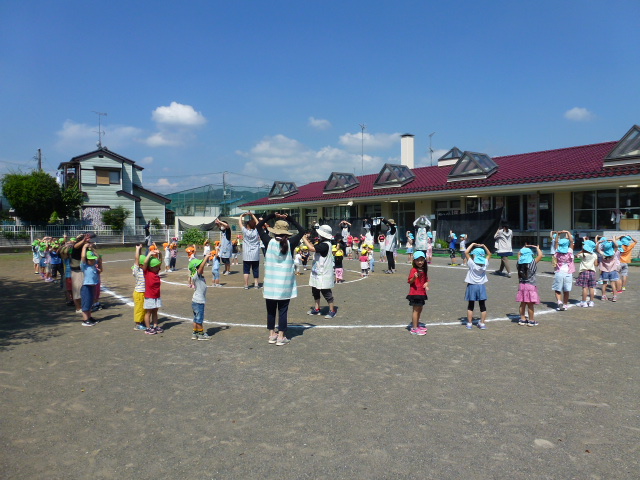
[557,238,570,254]
[518,247,533,264]
[582,240,596,253]
[471,247,486,264]
[413,251,426,260]
[602,241,615,257]
[427,232,433,238]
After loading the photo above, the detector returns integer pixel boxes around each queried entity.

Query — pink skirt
[516,283,540,304]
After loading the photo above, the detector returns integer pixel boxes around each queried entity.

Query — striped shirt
[132,264,145,293]
[263,239,297,300]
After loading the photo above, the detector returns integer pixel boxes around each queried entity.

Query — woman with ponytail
[256,212,306,346]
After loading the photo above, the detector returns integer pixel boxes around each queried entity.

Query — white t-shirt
[464,258,489,285]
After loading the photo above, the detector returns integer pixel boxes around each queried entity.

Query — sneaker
[597,279,603,285]
[76,309,83,314]
[518,318,528,326]
[466,322,473,329]
[197,333,211,340]
[556,303,564,311]
[478,323,487,330]
[324,310,337,319]
[601,295,608,301]
[506,273,512,278]
[268,335,278,344]
[243,286,249,290]
[191,332,199,340]
[276,337,290,346]
[527,321,539,327]
[562,304,568,311]
[45,278,54,282]
[622,287,626,291]
[134,324,147,331]
[307,308,321,315]
[578,301,588,308]
[81,320,97,327]
[612,295,617,302]
[588,301,595,307]
[410,327,427,335]
[153,326,164,333]
[617,290,623,294]
[145,328,157,335]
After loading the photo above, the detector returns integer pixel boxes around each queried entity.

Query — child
[448,231,458,266]
[459,234,467,266]
[597,239,620,301]
[553,231,575,311]
[516,245,544,326]
[334,244,345,283]
[407,251,429,335]
[169,241,178,271]
[352,236,361,258]
[186,244,196,288]
[59,244,74,306]
[617,235,637,291]
[203,240,211,266]
[163,242,171,272]
[32,240,40,274]
[427,232,433,264]
[406,232,414,263]
[231,239,239,265]
[378,233,386,261]
[463,242,492,330]
[132,245,147,330]
[359,249,369,277]
[211,246,221,287]
[49,242,63,283]
[576,240,598,308]
[189,256,210,340]
[300,246,310,271]
[294,247,303,275]
[367,244,375,273]
[142,250,163,335]
[80,243,100,327]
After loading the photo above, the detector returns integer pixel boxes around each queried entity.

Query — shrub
[181,228,206,246]
[101,206,131,232]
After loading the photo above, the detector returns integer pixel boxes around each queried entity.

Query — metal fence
[0,225,179,247]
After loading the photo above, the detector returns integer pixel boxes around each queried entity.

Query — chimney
[401,134,415,168]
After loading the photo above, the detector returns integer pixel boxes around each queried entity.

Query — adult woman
[215,218,232,275]
[494,223,513,277]
[382,218,398,273]
[303,224,337,318]
[257,212,305,346]
[238,211,261,289]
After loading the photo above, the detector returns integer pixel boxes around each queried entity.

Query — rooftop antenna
[429,132,436,165]
[359,123,367,174]
[93,111,107,148]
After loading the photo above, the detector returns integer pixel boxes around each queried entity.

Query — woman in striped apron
[256,213,306,346]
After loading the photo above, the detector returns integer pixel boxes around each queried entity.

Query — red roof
[242,141,640,207]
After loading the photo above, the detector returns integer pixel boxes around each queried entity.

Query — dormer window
[268,181,298,199]
[373,163,415,189]
[323,172,359,194]
[605,125,640,166]
[447,151,498,182]
[437,147,464,167]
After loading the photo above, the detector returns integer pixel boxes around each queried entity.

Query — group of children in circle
[403,227,636,337]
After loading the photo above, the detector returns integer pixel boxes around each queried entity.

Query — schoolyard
[1,248,638,479]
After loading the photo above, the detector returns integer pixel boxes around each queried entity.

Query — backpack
[517,262,530,281]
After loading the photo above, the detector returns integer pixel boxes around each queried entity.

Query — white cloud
[145,131,185,147]
[147,178,178,189]
[339,131,401,151]
[140,156,154,164]
[308,117,332,130]
[151,102,207,126]
[564,107,595,122]
[239,134,387,185]
[55,120,142,151]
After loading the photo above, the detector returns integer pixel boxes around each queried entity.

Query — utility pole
[429,132,436,165]
[222,171,228,216]
[36,149,42,171]
[359,123,367,174]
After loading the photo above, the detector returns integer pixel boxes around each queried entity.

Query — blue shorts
[192,302,205,324]
[619,264,629,276]
[552,272,573,292]
[600,271,620,282]
[81,284,95,312]
[212,268,220,280]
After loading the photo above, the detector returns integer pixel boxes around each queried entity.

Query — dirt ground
[1,249,639,479]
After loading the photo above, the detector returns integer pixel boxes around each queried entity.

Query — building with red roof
[241,126,640,248]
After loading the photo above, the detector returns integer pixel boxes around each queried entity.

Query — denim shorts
[601,271,620,282]
[81,284,95,312]
[192,302,205,324]
[552,272,573,292]
[619,263,629,276]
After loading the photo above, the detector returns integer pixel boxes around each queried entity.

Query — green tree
[1,171,62,224]
[181,228,206,246]
[57,180,84,220]
[101,206,131,232]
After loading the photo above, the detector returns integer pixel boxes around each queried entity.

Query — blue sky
[1,0,639,194]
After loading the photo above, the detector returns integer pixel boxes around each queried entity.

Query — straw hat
[267,220,292,236]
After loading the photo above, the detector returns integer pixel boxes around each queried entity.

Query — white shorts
[144,298,163,310]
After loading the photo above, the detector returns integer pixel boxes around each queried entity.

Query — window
[323,172,359,194]
[573,189,618,230]
[268,181,298,199]
[447,151,498,182]
[323,205,354,220]
[96,169,120,185]
[373,163,415,189]
[605,125,640,166]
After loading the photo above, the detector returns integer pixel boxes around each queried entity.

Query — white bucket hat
[316,224,333,240]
